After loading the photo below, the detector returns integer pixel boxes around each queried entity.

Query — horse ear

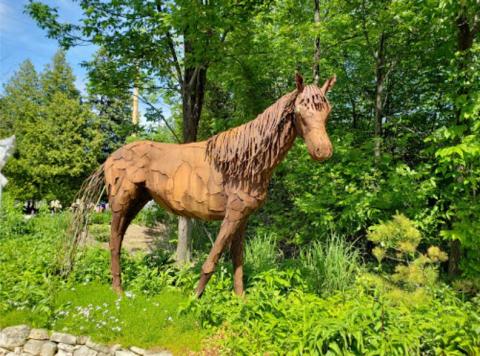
[295,72,304,92]
[321,75,336,93]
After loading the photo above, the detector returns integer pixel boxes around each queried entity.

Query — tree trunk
[154,1,210,266]
[176,39,208,266]
[181,67,207,142]
[448,239,461,277]
[176,216,192,264]
[351,100,358,129]
[374,32,386,159]
[448,8,478,276]
[313,0,320,85]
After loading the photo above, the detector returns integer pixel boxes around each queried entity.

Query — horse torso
[104,140,268,221]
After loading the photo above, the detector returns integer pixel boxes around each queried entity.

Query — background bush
[299,235,361,295]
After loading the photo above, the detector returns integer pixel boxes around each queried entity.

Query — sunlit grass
[1,283,205,354]
[299,234,361,295]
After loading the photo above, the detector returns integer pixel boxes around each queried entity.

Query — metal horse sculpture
[69,73,336,297]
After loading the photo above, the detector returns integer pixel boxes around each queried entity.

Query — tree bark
[181,67,207,142]
[176,215,192,264]
[374,32,386,159]
[313,0,320,85]
[176,38,208,266]
[448,239,461,277]
[448,6,479,276]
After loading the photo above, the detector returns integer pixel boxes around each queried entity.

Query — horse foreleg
[196,217,246,298]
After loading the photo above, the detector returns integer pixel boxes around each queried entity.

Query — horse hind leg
[110,187,150,293]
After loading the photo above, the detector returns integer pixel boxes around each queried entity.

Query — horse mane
[206,90,299,184]
[299,84,329,111]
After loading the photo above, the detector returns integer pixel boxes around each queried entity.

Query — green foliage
[188,269,480,355]
[1,51,103,204]
[422,42,480,277]
[299,235,361,295]
[89,224,110,243]
[89,211,112,225]
[2,196,480,354]
[368,214,422,255]
[368,214,448,290]
[133,203,175,229]
[0,196,202,352]
[0,195,67,313]
[86,48,135,155]
[244,233,282,275]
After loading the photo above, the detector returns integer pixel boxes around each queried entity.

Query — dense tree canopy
[0,0,478,276]
[0,2,480,353]
[0,52,103,204]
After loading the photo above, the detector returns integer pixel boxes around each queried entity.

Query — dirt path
[90,223,174,254]
[123,223,171,253]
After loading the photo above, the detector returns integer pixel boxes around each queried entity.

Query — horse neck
[261,114,297,181]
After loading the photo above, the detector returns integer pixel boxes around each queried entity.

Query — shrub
[89,211,112,225]
[244,233,282,275]
[89,224,110,242]
[189,270,480,355]
[368,214,448,290]
[299,234,361,295]
[2,195,479,355]
[0,194,34,239]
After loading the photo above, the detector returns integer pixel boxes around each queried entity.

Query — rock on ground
[50,333,76,346]
[57,343,76,353]
[114,351,136,356]
[56,349,73,356]
[40,342,57,356]
[129,347,145,355]
[23,339,46,355]
[29,329,49,341]
[85,340,110,354]
[0,326,172,356]
[0,325,31,349]
[73,346,97,356]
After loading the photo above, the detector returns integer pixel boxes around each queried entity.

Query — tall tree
[313,0,321,85]
[26,0,266,263]
[0,60,42,137]
[41,51,79,100]
[86,48,135,157]
[0,52,103,204]
[440,0,480,276]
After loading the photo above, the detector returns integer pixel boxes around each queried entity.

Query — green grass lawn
[0,202,206,354]
[0,283,205,354]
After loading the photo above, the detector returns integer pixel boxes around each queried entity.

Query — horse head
[293,73,336,161]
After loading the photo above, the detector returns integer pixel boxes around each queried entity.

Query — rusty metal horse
[67,73,336,297]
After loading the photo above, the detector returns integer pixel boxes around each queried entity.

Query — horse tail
[59,163,106,276]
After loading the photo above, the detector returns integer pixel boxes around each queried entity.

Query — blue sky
[0,0,173,124]
[0,0,96,93]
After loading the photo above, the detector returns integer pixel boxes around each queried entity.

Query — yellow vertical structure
[132,86,139,125]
